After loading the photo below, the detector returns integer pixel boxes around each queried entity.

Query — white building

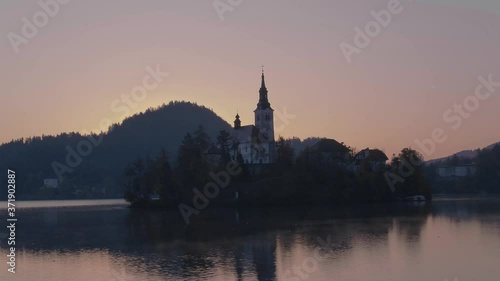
[231,71,275,165]
[438,164,477,178]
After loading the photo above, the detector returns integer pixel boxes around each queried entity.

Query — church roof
[233,125,261,144]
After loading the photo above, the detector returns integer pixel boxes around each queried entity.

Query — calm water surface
[1,198,499,281]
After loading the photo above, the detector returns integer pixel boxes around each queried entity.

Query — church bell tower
[254,69,274,142]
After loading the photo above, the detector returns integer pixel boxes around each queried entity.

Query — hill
[0,101,231,198]
[426,141,500,165]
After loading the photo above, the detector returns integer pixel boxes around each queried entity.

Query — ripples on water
[0,198,499,281]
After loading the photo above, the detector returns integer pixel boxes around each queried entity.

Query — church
[231,70,276,165]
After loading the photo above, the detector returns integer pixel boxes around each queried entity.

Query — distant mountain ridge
[426,141,500,164]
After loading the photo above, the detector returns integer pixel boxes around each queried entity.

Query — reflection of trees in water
[431,199,500,236]
[14,206,130,250]
[393,216,428,251]
[278,217,394,263]
[123,208,279,280]
[115,200,500,280]
[9,201,452,280]
[113,233,278,280]
[389,203,432,254]
[281,204,433,256]
[251,233,277,281]
[432,199,500,221]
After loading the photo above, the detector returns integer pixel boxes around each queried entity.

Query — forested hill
[0,101,231,197]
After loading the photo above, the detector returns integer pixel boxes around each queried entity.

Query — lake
[1,197,499,281]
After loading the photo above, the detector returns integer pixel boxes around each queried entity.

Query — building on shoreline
[437,164,477,178]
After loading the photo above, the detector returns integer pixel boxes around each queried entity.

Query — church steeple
[257,68,271,110]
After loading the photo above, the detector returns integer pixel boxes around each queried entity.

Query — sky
[1,0,500,160]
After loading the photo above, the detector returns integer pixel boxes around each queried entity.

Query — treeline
[259,145,431,205]
[476,144,500,192]
[123,125,237,205]
[123,128,432,208]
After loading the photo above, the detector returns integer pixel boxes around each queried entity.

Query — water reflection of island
[6,199,500,281]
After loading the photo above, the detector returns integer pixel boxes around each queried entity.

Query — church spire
[257,67,271,110]
[261,65,266,89]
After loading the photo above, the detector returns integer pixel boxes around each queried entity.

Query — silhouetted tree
[124,157,146,203]
[193,125,210,152]
[476,144,500,193]
[174,130,210,201]
[216,130,232,163]
[388,148,431,199]
[275,137,294,169]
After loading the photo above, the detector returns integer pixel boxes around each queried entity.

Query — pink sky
[1,0,500,160]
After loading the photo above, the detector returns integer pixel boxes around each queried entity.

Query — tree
[216,129,232,163]
[177,133,196,168]
[124,156,146,203]
[175,131,209,200]
[276,137,294,168]
[193,125,210,152]
[476,144,500,193]
[175,133,197,197]
[389,148,431,199]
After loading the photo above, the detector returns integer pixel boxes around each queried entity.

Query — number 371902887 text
[7,170,16,214]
